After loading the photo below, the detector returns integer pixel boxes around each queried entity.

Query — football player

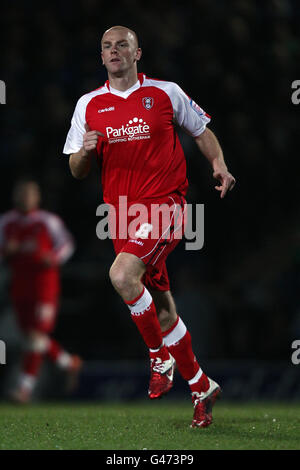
[0,180,82,403]
[64,26,235,427]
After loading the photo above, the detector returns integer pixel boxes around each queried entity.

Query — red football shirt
[63,73,211,205]
[0,210,74,301]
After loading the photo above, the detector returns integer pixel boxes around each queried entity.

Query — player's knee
[109,264,134,293]
[25,331,49,353]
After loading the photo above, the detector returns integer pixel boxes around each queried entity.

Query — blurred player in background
[0,180,82,403]
[64,26,235,427]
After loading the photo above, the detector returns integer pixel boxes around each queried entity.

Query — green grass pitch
[0,401,299,450]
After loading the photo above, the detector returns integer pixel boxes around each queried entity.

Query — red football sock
[163,316,209,392]
[22,351,44,377]
[149,344,170,362]
[46,338,64,362]
[45,338,73,369]
[125,286,164,350]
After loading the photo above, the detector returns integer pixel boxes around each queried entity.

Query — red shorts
[110,193,186,291]
[12,298,58,333]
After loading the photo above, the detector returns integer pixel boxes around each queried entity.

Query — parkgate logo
[106,117,150,143]
[0,340,6,364]
[0,81,6,104]
[96,196,205,251]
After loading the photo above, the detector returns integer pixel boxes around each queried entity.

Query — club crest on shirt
[142,97,154,110]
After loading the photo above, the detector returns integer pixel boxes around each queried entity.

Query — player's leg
[150,288,221,427]
[11,328,46,403]
[34,302,83,392]
[143,193,221,426]
[151,289,202,380]
[145,288,177,398]
[149,289,178,332]
[9,299,43,403]
[109,252,166,349]
[44,336,83,393]
[110,194,182,399]
[109,251,146,301]
[109,252,173,397]
[11,301,82,402]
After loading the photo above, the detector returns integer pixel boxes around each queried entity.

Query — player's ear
[101,50,104,65]
[135,47,142,62]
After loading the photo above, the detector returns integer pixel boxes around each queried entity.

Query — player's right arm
[69,124,103,179]
[63,95,103,179]
[0,214,20,262]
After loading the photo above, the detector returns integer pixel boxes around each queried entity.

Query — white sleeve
[169,83,211,137]
[63,95,88,155]
[45,214,75,264]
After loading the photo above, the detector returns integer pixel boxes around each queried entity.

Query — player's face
[101,29,141,76]
[13,182,41,212]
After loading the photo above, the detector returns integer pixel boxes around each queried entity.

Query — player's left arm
[194,128,236,199]
[42,215,75,267]
[169,82,236,198]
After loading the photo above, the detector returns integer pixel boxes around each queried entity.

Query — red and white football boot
[190,377,221,428]
[65,354,83,393]
[148,353,176,399]
[9,386,32,404]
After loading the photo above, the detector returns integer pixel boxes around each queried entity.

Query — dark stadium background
[0,0,299,401]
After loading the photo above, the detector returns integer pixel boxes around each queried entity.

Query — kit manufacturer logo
[98,106,115,113]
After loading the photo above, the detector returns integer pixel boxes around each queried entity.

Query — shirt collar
[105,73,144,98]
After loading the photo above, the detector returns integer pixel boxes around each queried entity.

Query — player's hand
[82,123,104,155]
[4,239,20,257]
[41,252,57,267]
[213,170,236,199]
